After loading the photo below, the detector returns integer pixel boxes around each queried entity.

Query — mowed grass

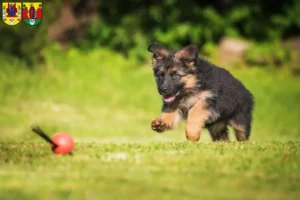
[0,47,300,199]
[1,141,299,200]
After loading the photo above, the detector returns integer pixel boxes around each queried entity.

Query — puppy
[148,43,254,142]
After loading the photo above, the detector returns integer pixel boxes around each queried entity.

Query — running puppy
[148,43,254,142]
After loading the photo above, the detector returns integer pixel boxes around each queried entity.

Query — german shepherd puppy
[148,43,254,142]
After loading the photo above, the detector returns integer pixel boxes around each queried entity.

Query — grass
[1,141,299,200]
[0,47,300,199]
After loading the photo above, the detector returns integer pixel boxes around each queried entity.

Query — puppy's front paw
[151,118,167,133]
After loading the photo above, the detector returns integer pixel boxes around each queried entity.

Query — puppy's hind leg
[207,120,229,142]
[229,112,252,142]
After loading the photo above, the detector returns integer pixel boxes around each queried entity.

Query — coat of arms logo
[22,2,42,25]
[2,2,22,25]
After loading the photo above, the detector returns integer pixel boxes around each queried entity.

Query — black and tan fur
[148,43,254,142]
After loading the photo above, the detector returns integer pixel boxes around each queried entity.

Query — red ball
[51,132,74,154]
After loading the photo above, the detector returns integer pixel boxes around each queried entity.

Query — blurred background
[0,0,300,142]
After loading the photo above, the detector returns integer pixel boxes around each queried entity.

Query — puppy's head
[148,43,199,103]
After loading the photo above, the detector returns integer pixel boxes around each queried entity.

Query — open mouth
[163,91,180,103]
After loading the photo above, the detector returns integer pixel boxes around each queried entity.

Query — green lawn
[0,48,300,199]
[1,141,299,200]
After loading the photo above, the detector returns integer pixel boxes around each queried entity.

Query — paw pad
[151,118,167,133]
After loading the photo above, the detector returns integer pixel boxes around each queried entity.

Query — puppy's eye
[156,72,164,79]
[172,73,180,80]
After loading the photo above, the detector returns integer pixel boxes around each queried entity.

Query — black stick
[31,126,58,148]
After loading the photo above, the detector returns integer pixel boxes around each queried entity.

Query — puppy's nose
[160,86,168,94]
[162,87,168,92]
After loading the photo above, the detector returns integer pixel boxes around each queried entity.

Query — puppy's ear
[174,45,198,67]
[148,43,169,64]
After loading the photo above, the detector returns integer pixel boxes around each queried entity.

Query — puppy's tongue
[163,95,176,103]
